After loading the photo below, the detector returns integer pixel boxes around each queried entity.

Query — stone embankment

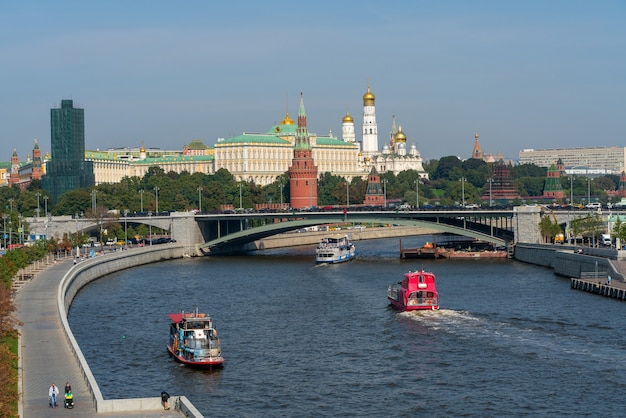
[247,226,440,251]
[514,242,626,302]
[16,245,204,417]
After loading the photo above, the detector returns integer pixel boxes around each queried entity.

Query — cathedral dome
[342,113,354,123]
[394,126,407,142]
[281,111,295,125]
[363,85,375,106]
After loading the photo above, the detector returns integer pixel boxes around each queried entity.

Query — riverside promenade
[14,251,194,417]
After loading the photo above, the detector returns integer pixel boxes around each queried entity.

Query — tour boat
[315,235,356,264]
[166,309,224,369]
[387,270,439,311]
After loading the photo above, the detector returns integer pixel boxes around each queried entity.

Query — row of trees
[0,242,50,417]
[540,213,626,246]
[1,158,622,221]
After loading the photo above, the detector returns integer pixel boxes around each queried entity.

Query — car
[585,202,602,209]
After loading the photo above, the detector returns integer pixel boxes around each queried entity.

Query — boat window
[419,275,425,283]
[427,292,433,297]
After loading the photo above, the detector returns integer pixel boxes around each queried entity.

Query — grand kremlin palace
[85,85,427,186]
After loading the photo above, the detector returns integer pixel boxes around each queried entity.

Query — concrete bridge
[27,205,611,256]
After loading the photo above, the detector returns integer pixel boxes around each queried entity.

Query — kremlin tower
[9,148,20,186]
[31,139,43,180]
[471,132,483,159]
[288,92,318,209]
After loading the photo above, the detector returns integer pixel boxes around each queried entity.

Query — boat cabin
[403,271,438,307]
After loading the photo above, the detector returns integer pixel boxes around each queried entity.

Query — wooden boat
[387,270,439,311]
[316,235,356,264]
[166,309,224,369]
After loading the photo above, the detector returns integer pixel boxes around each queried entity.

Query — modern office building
[42,100,94,201]
[519,147,626,174]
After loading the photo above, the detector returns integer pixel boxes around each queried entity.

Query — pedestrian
[49,383,59,408]
[64,381,72,395]
[161,391,170,410]
[607,275,612,286]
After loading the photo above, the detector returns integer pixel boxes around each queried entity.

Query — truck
[601,234,612,246]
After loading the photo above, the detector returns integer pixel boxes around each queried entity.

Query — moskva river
[69,236,626,417]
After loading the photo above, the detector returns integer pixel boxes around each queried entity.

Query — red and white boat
[387,270,439,311]
[167,310,224,369]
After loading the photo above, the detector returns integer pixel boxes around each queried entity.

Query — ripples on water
[69,237,626,417]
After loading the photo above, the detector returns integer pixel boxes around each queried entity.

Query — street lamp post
[140,190,144,213]
[154,187,160,213]
[43,195,49,217]
[35,192,41,218]
[488,178,493,207]
[383,179,388,208]
[460,177,466,207]
[414,178,420,209]
[238,183,243,210]
[346,181,350,207]
[587,175,591,206]
[18,214,23,245]
[279,182,284,208]
[2,214,6,249]
[124,210,129,250]
[197,186,203,212]
[91,189,97,214]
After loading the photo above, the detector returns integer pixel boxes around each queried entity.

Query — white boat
[315,235,356,264]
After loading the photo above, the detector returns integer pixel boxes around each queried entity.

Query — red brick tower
[364,166,385,206]
[288,92,318,209]
[31,139,43,180]
[9,148,20,186]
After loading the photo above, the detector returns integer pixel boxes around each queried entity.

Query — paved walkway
[14,258,181,417]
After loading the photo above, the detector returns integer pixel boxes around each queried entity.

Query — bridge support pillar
[170,214,204,256]
[514,206,542,244]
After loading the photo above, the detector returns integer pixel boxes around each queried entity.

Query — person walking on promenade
[49,383,59,408]
[64,381,72,395]
[607,275,612,285]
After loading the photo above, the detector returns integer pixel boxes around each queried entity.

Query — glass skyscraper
[42,100,95,202]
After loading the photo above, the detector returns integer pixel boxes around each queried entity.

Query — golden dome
[395,125,407,142]
[363,84,375,105]
[342,112,354,123]
[281,111,295,125]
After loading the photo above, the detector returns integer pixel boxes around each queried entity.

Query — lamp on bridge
[459,177,466,207]
[383,179,388,208]
[35,192,41,218]
[197,186,203,212]
[154,186,160,213]
[414,178,419,209]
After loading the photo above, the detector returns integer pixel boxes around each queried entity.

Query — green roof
[315,137,358,148]
[267,124,297,135]
[217,133,291,146]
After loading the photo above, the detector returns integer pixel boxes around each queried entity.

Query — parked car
[585,202,602,209]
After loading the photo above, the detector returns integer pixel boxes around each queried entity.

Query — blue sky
[1,0,625,165]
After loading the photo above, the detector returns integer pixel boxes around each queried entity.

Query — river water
[69,236,626,417]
